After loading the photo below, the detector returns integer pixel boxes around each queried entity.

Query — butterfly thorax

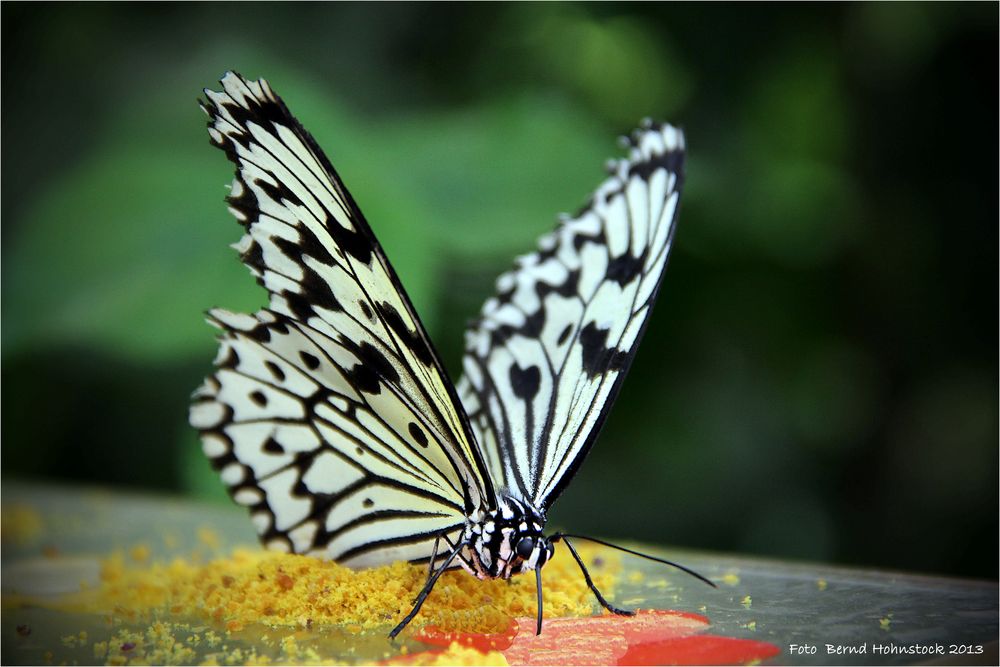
[460,495,554,580]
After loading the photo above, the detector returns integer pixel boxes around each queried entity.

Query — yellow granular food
[93,622,198,666]
[1,504,45,545]
[198,527,223,551]
[92,544,617,636]
[392,641,507,666]
[719,571,740,586]
[130,544,152,563]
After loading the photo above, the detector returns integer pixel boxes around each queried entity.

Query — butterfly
[189,71,712,639]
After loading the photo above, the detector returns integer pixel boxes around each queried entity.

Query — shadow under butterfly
[189,71,715,639]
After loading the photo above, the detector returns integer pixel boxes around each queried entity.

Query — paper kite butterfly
[189,71,712,638]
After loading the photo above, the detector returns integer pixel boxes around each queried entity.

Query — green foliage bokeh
[2,3,996,578]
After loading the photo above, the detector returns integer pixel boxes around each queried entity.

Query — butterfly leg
[390,540,468,639]
[425,534,441,584]
[420,531,459,597]
[557,536,635,616]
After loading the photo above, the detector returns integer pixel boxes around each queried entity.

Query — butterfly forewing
[458,124,685,510]
[190,72,491,566]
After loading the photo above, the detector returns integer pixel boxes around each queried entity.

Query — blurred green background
[2,3,996,579]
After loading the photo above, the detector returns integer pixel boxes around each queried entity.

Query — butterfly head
[466,495,555,578]
[512,531,555,573]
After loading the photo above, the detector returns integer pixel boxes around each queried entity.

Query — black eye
[515,537,535,559]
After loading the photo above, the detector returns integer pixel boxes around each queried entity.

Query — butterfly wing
[458,123,685,510]
[189,72,493,567]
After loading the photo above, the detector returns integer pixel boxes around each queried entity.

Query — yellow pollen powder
[90,544,616,636]
[1,504,45,545]
[12,533,623,665]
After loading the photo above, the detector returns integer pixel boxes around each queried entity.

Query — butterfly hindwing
[190,72,489,566]
[458,123,685,509]
[191,308,466,566]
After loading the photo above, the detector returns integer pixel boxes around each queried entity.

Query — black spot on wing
[264,361,286,382]
[521,308,545,338]
[245,324,272,344]
[295,225,337,267]
[537,248,556,263]
[326,217,372,265]
[266,237,343,317]
[249,390,268,407]
[559,269,581,297]
[299,351,320,370]
[218,345,240,369]
[408,422,429,448]
[578,321,628,378]
[488,324,514,349]
[347,362,381,395]
[283,290,315,322]
[300,265,343,312]
[496,282,516,306]
[263,437,284,454]
[242,240,266,275]
[556,324,573,346]
[255,175,303,211]
[536,269,580,300]
[343,339,400,395]
[226,180,259,227]
[509,364,541,400]
[572,230,605,251]
[357,341,400,385]
[377,302,434,367]
[629,148,684,180]
[212,84,289,135]
[606,249,647,287]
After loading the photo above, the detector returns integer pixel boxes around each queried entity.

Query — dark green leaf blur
[2,3,996,578]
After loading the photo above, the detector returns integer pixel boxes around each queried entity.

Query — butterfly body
[191,72,701,637]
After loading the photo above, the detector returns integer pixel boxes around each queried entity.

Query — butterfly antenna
[389,540,468,639]
[556,535,635,616]
[552,533,717,589]
[534,567,544,635]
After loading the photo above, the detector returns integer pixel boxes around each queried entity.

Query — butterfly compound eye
[515,537,535,559]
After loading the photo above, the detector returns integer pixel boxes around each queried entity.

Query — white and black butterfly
[189,71,712,638]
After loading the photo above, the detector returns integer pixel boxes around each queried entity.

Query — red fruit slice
[414,616,519,652]
[618,635,782,666]
[405,609,780,667]
[503,616,627,666]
